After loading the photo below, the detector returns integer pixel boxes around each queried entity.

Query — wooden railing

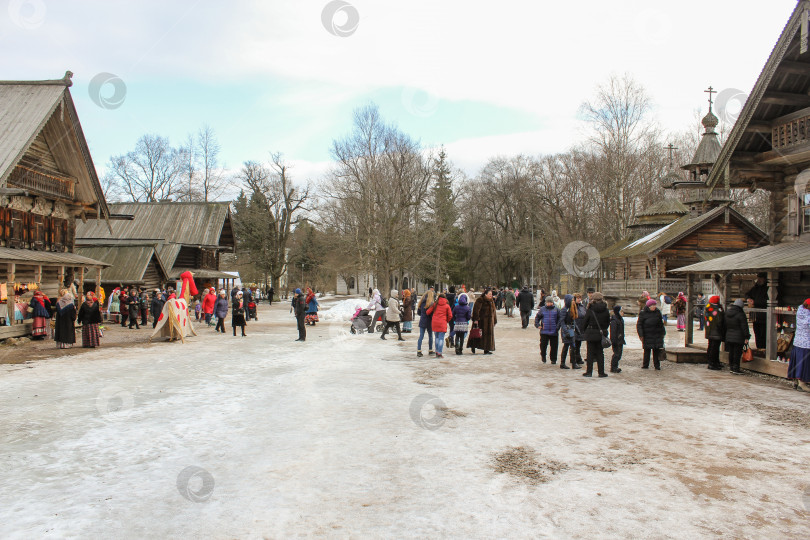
[602,278,688,297]
[8,165,75,200]
[772,114,810,150]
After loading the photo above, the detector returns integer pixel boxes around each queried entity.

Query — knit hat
[733,298,745,308]
[294,288,302,294]
[613,305,623,316]
[709,295,720,304]
[545,296,553,303]
[646,299,657,307]
[592,292,604,302]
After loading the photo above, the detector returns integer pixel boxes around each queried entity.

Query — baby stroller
[305,312,319,326]
[350,308,372,334]
[248,301,257,321]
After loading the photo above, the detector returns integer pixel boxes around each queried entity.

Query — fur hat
[646,299,658,307]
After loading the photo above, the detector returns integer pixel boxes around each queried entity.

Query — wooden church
[600,95,768,313]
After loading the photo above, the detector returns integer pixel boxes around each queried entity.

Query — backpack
[380,297,388,309]
[664,295,673,304]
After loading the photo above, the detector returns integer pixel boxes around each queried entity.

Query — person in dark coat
[139,291,149,326]
[468,288,497,354]
[534,296,561,364]
[77,292,102,348]
[704,295,725,370]
[118,289,129,327]
[293,288,307,341]
[725,299,751,374]
[637,299,666,370]
[572,293,587,367]
[609,305,625,373]
[745,273,768,350]
[150,290,165,329]
[127,288,140,329]
[451,293,472,355]
[559,294,578,369]
[54,290,77,349]
[695,292,706,331]
[580,292,610,377]
[232,291,247,336]
[517,286,535,329]
[268,286,275,306]
[214,289,229,333]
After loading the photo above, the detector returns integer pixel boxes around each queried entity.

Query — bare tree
[235,154,311,292]
[196,125,227,201]
[106,134,183,202]
[178,133,199,202]
[580,74,661,241]
[326,104,431,294]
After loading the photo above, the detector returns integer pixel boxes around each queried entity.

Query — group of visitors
[25,288,104,349]
[343,286,497,358]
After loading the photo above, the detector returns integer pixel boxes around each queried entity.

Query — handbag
[741,344,754,362]
[469,323,482,339]
[593,315,611,349]
[777,332,793,354]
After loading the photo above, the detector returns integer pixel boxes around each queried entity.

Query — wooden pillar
[686,273,694,347]
[95,267,102,297]
[766,271,778,360]
[7,263,14,326]
[78,266,85,295]
[57,266,65,290]
[35,265,42,285]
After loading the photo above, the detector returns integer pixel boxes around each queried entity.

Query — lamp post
[530,222,535,289]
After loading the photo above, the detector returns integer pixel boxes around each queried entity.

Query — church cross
[664,143,678,169]
[705,86,717,110]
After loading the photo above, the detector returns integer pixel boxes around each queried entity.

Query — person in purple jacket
[534,296,561,365]
[451,293,472,355]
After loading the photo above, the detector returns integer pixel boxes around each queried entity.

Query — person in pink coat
[427,293,453,358]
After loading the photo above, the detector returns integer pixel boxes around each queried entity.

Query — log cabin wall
[174,246,199,269]
[142,255,163,290]
[657,216,764,271]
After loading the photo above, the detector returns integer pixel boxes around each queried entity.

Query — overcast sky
[1,0,799,187]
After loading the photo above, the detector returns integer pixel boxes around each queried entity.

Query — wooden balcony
[772,113,810,150]
[8,165,75,201]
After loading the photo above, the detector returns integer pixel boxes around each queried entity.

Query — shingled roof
[0,72,109,220]
[602,205,767,260]
[76,202,233,247]
[707,0,810,191]
[75,244,167,283]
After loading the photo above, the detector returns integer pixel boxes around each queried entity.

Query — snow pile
[320,298,366,321]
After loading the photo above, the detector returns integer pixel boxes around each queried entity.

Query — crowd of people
[321,281,810,387]
[17,273,810,391]
[20,282,266,350]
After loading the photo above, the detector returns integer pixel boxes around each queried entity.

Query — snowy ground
[1,297,809,538]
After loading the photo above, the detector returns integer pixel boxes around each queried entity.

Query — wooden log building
[674,0,810,376]
[0,72,111,337]
[600,95,768,313]
[75,202,236,291]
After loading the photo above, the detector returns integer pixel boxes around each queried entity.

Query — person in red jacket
[201,288,216,326]
[427,293,453,358]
